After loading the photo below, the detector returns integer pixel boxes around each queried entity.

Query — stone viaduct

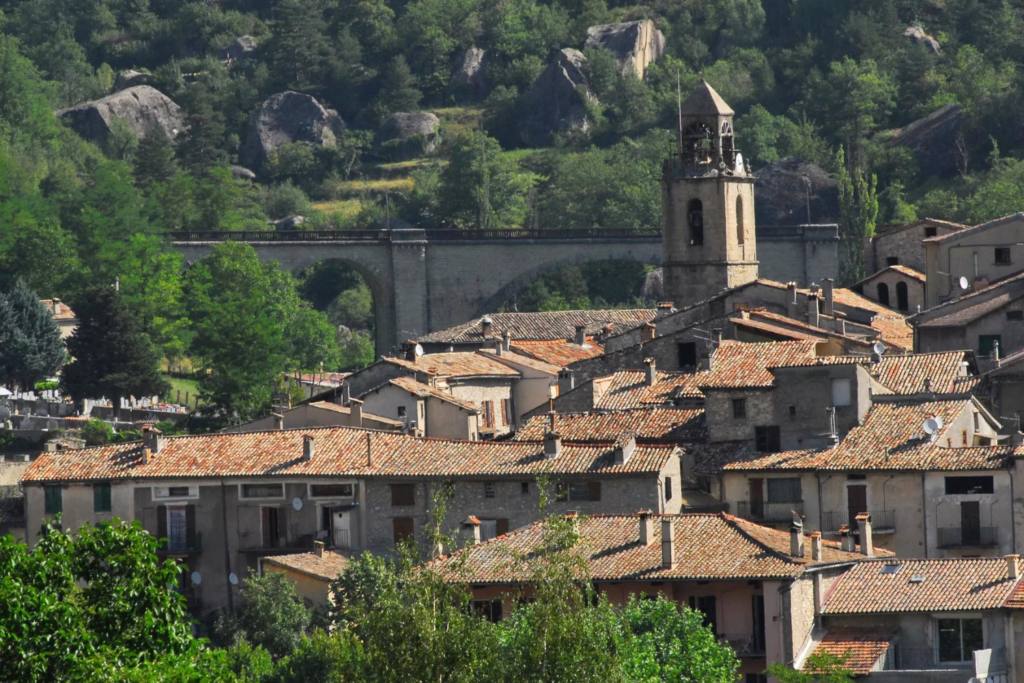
[172,225,837,355]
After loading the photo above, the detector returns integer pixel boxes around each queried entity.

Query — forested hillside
[1,0,1023,405]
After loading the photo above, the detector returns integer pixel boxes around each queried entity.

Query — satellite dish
[292,497,303,511]
[734,152,744,174]
[923,417,940,435]
[959,276,969,291]
[191,571,202,586]
[414,343,424,357]
[872,341,886,356]
[228,573,239,586]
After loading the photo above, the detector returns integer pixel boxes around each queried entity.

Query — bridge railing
[425,228,663,240]
[168,230,392,242]
[169,228,663,242]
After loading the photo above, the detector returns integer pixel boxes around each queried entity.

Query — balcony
[821,510,896,534]
[158,532,202,555]
[882,647,992,671]
[719,633,765,657]
[937,526,998,548]
[736,501,803,523]
[237,530,315,554]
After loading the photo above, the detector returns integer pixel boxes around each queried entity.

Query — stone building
[851,265,927,314]
[867,218,965,275]
[924,213,1024,308]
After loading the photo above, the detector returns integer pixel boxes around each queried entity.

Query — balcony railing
[719,633,766,657]
[937,526,998,548]
[332,528,351,549]
[736,501,804,523]
[821,510,896,534]
[882,647,981,671]
[159,532,202,554]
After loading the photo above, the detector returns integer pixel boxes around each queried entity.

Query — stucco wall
[926,217,1024,307]
[855,270,926,314]
[262,563,332,608]
[705,389,774,443]
[925,470,1014,557]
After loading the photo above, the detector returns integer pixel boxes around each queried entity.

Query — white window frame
[932,613,985,664]
[307,482,356,500]
[831,378,852,407]
[238,483,286,500]
[166,505,188,549]
[153,485,199,500]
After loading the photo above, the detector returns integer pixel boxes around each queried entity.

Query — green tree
[0,280,65,390]
[61,285,168,418]
[268,0,333,93]
[215,570,312,660]
[177,86,228,176]
[836,146,878,284]
[0,218,81,297]
[371,54,422,123]
[434,131,532,229]
[397,0,481,95]
[767,651,855,682]
[806,58,896,165]
[79,417,114,446]
[133,133,179,189]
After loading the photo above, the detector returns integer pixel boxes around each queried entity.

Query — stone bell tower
[661,80,758,308]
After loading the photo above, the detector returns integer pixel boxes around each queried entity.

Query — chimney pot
[790,516,805,558]
[481,316,493,337]
[313,540,324,557]
[142,425,164,453]
[574,324,586,346]
[661,518,675,568]
[501,330,511,352]
[543,432,562,459]
[856,513,873,557]
[840,525,855,552]
[641,322,656,343]
[303,434,315,461]
[638,510,654,546]
[822,278,835,317]
[350,398,363,427]
[644,358,657,386]
[1007,554,1020,580]
[810,531,822,561]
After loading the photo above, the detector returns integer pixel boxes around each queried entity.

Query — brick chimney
[840,525,855,552]
[661,518,675,569]
[807,294,820,329]
[574,324,586,346]
[272,413,284,430]
[303,434,315,461]
[856,513,873,557]
[313,540,325,557]
[810,531,822,561]
[822,278,835,318]
[544,432,562,459]
[350,398,363,427]
[790,516,805,558]
[613,433,636,465]
[638,510,654,546]
[641,322,655,343]
[142,425,164,454]
[644,358,656,386]
[481,316,493,337]
[1007,554,1020,580]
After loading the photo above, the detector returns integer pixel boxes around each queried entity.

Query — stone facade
[852,267,925,314]
[924,214,1024,307]
[869,219,963,275]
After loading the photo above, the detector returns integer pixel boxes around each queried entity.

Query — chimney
[405,342,417,361]
[501,330,511,352]
[463,516,482,544]
[856,513,873,557]
[303,434,315,461]
[574,324,586,346]
[924,378,933,395]
[613,433,636,465]
[638,510,654,546]
[142,425,164,454]
[543,432,562,459]
[494,337,503,356]
[558,368,574,394]
[712,328,723,347]
[661,518,675,569]
[786,282,799,319]
[272,413,284,430]
[810,531,822,561]
[341,383,351,405]
[481,316,493,337]
[350,398,364,427]
[52,299,61,315]
[1007,554,1020,580]
[655,302,674,319]
[994,339,1001,362]
[822,278,835,317]
[641,322,655,343]
[142,447,151,465]
[790,516,805,558]
[313,540,325,558]
[807,294,820,329]
[840,525,856,552]
[644,357,657,386]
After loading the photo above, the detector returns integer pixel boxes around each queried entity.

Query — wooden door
[749,478,764,518]
[847,485,868,530]
[961,501,981,545]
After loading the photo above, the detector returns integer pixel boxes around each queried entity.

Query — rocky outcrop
[240,91,345,169]
[451,47,490,101]
[904,26,940,54]
[113,70,150,91]
[754,158,839,225]
[221,35,258,61]
[230,165,257,181]
[270,215,306,230]
[56,86,183,146]
[883,103,964,178]
[374,112,441,160]
[585,19,665,79]
[519,49,596,147]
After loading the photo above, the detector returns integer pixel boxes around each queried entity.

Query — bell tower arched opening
[736,195,745,246]
[688,199,704,246]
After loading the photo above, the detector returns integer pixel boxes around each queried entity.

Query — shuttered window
[393,517,415,544]
[566,482,601,501]
[501,399,510,426]
[483,401,494,428]
[93,483,111,512]
[44,486,62,515]
[767,478,802,503]
[391,484,415,506]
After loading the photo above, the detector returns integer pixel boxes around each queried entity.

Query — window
[391,484,415,506]
[678,342,697,368]
[944,476,994,495]
[789,405,797,419]
[938,618,983,663]
[169,507,188,549]
[93,483,111,513]
[241,483,284,499]
[754,426,781,453]
[567,482,601,501]
[479,518,509,541]
[309,483,354,498]
[924,227,937,237]
[153,485,197,500]
[688,199,704,246]
[688,595,718,635]
[732,398,746,419]
[484,482,495,499]
[501,398,510,426]
[886,256,899,266]
[995,247,1012,265]
[44,486,62,515]
[472,599,503,622]
[397,406,407,418]
[877,282,890,307]
[483,401,494,429]
[979,335,1002,357]
[736,196,745,245]
[831,378,852,407]
[896,281,909,311]
[767,478,802,503]
[1008,311,1024,322]
[521,482,529,495]
[962,429,968,446]
[664,477,673,501]
[393,517,415,544]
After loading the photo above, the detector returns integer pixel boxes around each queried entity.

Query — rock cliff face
[904,26,941,54]
[452,47,489,101]
[584,19,665,79]
[519,49,596,147]
[56,86,184,146]
[883,103,964,178]
[374,113,441,160]
[221,35,258,61]
[113,70,150,92]
[754,158,839,225]
[240,91,345,169]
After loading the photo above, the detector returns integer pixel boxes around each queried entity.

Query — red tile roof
[478,349,561,375]
[263,549,350,582]
[699,340,823,389]
[854,265,927,287]
[807,628,894,674]
[1004,578,1024,609]
[593,371,706,410]
[306,401,405,426]
[823,558,1021,614]
[40,299,76,321]
[417,310,657,344]
[21,427,678,483]
[378,377,481,412]
[425,513,876,584]
[830,289,914,350]
[871,351,971,394]
[385,353,520,378]
[512,408,706,443]
[730,317,827,342]
[511,340,605,366]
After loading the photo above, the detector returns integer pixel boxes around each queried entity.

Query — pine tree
[372,54,421,123]
[269,0,333,93]
[836,146,878,285]
[134,132,178,189]
[61,286,168,419]
[177,86,227,177]
[0,281,65,391]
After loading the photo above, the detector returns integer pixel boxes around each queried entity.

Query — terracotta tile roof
[688,441,758,477]
[478,349,561,375]
[426,513,875,584]
[385,353,520,378]
[730,316,827,342]
[40,299,76,320]
[417,310,656,344]
[308,401,405,426]
[828,289,915,350]
[263,549,350,582]
[511,340,605,366]
[920,291,1018,328]
[375,377,481,412]
[1004,579,1024,608]
[746,309,844,340]
[594,371,705,410]
[0,496,24,525]
[823,558,1021,614]
[21,427,678,483]
[807,628,894,674]
[854,265,927,288]
[699,340,822,389]
[512,408,706,443]
[870,351,971,394]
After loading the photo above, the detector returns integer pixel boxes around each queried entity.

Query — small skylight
[880,563,902,575]
[909,574,926,584]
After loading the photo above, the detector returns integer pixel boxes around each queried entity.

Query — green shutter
[44,486,62,515]
[93,483,111,512]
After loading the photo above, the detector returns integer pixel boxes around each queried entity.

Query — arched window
[688,199,704,246]
[896,281,909,311]
[681,123,715,167]
[735,195,745,245]
[877,282,890,307]
[721,121,735,166]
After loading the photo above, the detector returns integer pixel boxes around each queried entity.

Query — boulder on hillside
[584,19,665,79]
[230,165,257,181]
[904,26,941,55]
[883,103,964,178]
[519,48,596,148]
[451,47,490,101]
[56,86,184,147]
[754,158,839,225]
[221,35,258,62]
[374,112,441,160]
[113,70,150,91]
[270,215,306,230]
[240,91,345,169]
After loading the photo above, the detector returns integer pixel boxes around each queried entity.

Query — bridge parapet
[169,228,663,243]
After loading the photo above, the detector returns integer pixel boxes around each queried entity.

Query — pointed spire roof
[679,79,734,117]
